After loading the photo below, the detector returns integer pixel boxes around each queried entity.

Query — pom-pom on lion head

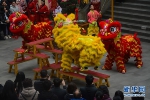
[54,13,75,28]
[9,12,30,35]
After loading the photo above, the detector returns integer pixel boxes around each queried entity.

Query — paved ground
[0,38,150,100]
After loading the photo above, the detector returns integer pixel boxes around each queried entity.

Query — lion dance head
[98,18,122,41]
[9,12,30,36]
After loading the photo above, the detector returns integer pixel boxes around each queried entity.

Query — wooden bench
[35,45,63,63]
[26,38,54,46]
[59,70,99,87]
[33,62,61,79]
[27,52,50,69]
[72,66,110,87]
[26,38,54,54]
[8,56,35,75]
[7,48,35,75]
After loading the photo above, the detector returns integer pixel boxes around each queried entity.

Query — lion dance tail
[132,33,143,68]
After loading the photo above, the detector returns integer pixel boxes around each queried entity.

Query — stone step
[121,27,150,37]
[121,22,150,31]
[114,6,150,15]
[126,0,150,4]
[102,14,150,26]
[121,2,150,10]
[105,10,150,20]
[115,2,150,10]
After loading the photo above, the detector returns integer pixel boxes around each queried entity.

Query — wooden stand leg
[46,58,50,66]
[8,65,13,73]
[59,74,63,79]
[105,79,110,87]
[56,70,59,77]
[21,53,25,60]
[37,58,39,64]
[68,77,72,82]
[99,78,102,86]
[50,70,54,77]
[94,83,98,87]
[34,72,38,80]
[14,64,18,75]
[55,53,58,64]
[14,52,18,61]
[38,59,43,69]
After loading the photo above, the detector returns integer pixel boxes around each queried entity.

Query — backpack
[20,91,37,100]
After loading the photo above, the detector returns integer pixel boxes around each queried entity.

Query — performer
[53,4,62,17]
[91,0,100,12]
[87,4,101,36]
[51,0,57,11]
[38,0,48,22]
[34,0,39,23]
[87,4,101,26]
[26,0,36,23]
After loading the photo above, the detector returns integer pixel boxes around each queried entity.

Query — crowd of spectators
[0,0,11,40]
[0,0,26,40]
[0,0,55,40]
[0,69,145,100]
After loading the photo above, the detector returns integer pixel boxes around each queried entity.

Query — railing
[101,0,114,20]
[111,0,114,20]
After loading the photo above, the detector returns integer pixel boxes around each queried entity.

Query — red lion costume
[9,12,53,49]
[98,18,143,74]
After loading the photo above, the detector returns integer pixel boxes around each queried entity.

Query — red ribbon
[75,8,79,20]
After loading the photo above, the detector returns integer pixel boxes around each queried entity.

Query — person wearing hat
[50,78,67,100]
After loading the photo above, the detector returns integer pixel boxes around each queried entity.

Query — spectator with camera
[34,70,51,93]
[50,78,67,100]
[64,82,78,100]
[38,80,58,100]
[80,75,97,100]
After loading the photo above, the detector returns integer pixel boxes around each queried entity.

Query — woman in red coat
[38,0,49,22]
[26,0,36,23]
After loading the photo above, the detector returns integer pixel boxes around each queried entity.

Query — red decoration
[75,8,79,20]
[78,0,80,4]
[98,19,143,74]
[9,13,53,49]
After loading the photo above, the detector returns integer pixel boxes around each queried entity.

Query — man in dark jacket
[0,0,11,39]
[0,84,3,94]
[80,75,97,100]
[38,80,58,100]
[50,78,67,100]
[34,70,51,93]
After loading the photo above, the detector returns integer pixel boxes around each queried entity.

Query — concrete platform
[0,38,149,100]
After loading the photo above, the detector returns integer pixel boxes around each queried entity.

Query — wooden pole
[111,0,114,20]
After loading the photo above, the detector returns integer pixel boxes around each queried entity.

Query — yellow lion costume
[53,13,106,71]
